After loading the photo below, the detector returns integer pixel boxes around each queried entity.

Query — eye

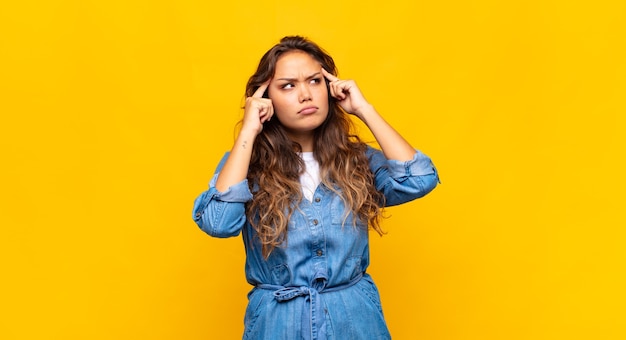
[311,77,322,84]
[281,83,294,89]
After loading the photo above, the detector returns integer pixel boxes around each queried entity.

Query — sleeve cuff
[209,174,253,202]
[386,150,437,177]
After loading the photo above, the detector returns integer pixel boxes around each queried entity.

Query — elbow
[193,209,245,238]
[192,199,246,238]
[417,172,439,198]
[381,173,439,206]
[402,173,439,200]
[197,212,245,238]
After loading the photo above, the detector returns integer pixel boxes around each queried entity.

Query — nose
[299,84,312,102]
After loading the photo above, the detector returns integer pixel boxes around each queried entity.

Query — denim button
[316,250,323,256]
[195,212,201,218]
[313,219,319,225]
[314,197,321,203]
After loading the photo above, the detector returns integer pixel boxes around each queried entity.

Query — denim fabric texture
[192,146,438,339]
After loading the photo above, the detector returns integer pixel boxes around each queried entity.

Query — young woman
[192,36,439,339]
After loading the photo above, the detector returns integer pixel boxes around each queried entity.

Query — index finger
[253,80,271,98]
[321,68,339,82]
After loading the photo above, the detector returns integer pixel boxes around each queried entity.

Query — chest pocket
[331,195,366,227]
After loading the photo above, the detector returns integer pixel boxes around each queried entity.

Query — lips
[298,106,318,115]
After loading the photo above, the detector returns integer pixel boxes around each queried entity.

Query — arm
[192,81,274,237]
[322,69,438,205]
[215,81,273,191]
[366,146,439,207]
[192,153,252,237]
[355,105,415,161]
[322,68,414,161]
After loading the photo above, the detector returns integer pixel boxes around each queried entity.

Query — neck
[286,131,315,152]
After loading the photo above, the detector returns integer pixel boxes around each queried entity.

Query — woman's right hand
[241,81,273,135]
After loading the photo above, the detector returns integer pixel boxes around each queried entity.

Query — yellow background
[1,0,625,339]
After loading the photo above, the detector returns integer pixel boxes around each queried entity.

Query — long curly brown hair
[244,36,385,257]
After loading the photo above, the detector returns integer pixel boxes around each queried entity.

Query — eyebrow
[275,72,321,82]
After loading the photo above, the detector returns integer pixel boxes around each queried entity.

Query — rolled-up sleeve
[368,147,440,207]
[192,153,253,238]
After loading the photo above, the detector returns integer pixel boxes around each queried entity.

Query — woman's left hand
[322,68,372,119]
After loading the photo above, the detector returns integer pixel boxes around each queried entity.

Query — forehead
[274,51,321,76]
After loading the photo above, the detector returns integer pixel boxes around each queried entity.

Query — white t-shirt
[299,152,321,202]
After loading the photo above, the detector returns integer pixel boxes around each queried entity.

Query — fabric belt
[256,272,364,340]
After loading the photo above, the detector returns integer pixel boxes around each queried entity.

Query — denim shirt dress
[192,146,438,340]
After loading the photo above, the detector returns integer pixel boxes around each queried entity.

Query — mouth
[298,106,318,115]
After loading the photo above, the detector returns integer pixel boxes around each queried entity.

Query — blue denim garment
[192,146,438,340]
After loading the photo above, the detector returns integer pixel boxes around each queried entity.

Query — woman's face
[268,50,329,139]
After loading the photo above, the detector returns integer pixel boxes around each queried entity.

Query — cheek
[271,96,298,122]
[314,86,329,102]
[269,93,289,112]
[317,89,329,110]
